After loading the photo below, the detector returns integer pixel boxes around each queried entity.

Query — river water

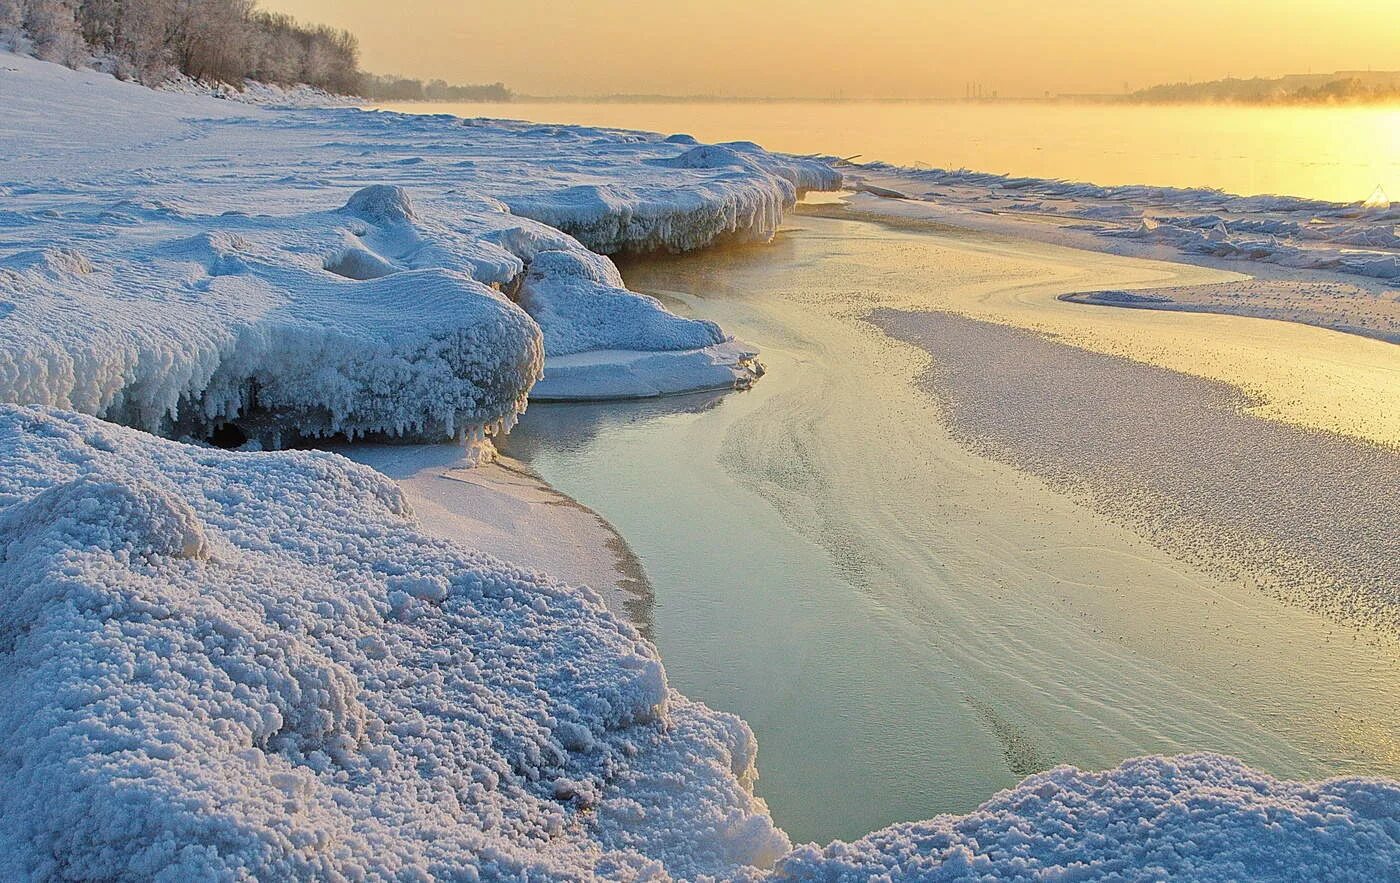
[375,99,1400,203]
[501,212,1400,845]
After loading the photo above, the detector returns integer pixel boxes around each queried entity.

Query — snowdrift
[0,406,789,881]
[0,52,839,441]
[776,754,1399,881]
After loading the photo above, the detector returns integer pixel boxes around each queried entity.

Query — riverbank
[338,444,654,637]
[3,49,1398,880]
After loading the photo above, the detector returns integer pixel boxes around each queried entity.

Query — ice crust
[0,405,789,881]
[845,163,1400,281]
[775,754,1399,882]
[0,52,838,444]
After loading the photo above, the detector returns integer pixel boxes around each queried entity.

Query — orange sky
[264,0,1400,98]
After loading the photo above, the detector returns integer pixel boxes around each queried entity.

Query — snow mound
[520,249,725,356]
[0,184,544,447]
[0,406,788,880]
[776,754,1400,882]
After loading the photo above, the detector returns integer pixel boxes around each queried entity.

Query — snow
[3,405,1394,880]
[336,443,653,630]
[3,51,1398,880]
[775,754,1400,882]
[0,405,787,881]
[0,51,839,445]
[840,163,1400,282]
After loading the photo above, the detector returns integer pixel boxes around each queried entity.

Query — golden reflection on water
[379,100,1400,203]
[796,208,1400,448]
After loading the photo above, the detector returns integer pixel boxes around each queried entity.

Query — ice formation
[0,185,543,447]
[516,247,763,399]
[774,754,1399,882]
[842,163,1400,281]
[0,405,789,881]
[0,51,839,442]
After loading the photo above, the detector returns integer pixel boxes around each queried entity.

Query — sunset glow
[267,0,1399,98]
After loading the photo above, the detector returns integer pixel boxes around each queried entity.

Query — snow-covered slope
[0,52,840,442]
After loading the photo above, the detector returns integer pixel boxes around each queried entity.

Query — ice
[3,49,1395,880]
[0,51,840,444]
[0,183,544,449]
[842,163,1400,282]
[777,754,1399,881]
[0,405,788,881]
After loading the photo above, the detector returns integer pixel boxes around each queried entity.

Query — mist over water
[376,99,1399,203]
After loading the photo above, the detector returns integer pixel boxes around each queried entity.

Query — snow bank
[0,51,839,439]
[0,405,788,881]
[777,754,1399,882]
[843,163,1400,282]
[0,184,543,448]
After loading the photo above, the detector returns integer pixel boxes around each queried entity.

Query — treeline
[360,72,511,103]
[1130,73,1400,106]
[0,0,359,92]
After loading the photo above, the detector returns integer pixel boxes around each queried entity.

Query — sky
[265,0,1400,98]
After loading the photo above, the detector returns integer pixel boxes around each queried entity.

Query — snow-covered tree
[8,0,361,92]
[20,0,85,65]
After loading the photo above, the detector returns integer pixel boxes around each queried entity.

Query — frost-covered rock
[0,406,788,880]
[776,754,1400,882]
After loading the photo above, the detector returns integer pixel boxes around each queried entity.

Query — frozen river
[377,99,1400,204]
[502,212,1400,844]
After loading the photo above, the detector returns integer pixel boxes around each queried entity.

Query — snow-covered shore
[0,50,837,448]
[4,405,1394,880]
[2,52,1398,880]
[833,165,1398,343]
[842,164,1399,282]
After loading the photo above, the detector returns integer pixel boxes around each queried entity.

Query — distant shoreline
[374,94,1400,108]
